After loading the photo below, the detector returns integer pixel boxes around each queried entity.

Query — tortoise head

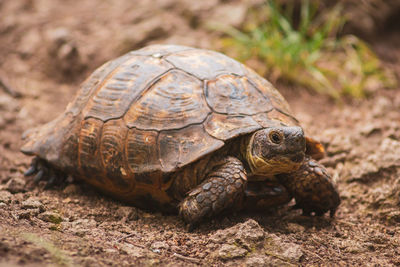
[246,126,306,176]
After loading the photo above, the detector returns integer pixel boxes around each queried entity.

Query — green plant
[216,0,396,98]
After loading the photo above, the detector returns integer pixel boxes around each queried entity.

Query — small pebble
[38,211,63,224]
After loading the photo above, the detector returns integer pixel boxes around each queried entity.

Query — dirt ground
[1,0,400,266]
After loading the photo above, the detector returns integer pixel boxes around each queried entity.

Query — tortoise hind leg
[179,156,247,229]
[24,156,68,188]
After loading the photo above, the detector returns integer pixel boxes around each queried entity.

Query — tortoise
[21,44,340,227]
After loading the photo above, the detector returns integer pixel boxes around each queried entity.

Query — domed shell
[21,44,299,179]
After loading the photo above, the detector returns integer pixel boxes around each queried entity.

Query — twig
[0,72,21,98]
[336,219,357,227]
[125,239,146,249]
[172,253,202,264]
[302,248,324,261]
[115,233,136,243]
[114,233,146,249]
[116,234,201,264]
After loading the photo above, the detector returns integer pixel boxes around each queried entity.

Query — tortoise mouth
[290,152,305,163]
[249,154,303,176]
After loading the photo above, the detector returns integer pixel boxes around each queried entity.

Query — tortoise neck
[240,134,257,176]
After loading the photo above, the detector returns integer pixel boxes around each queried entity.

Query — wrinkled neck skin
[242,134,266,176]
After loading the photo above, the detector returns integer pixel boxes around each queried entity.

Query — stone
[385,210,400,224]
[210,219,264,250]
[0,94,19,112]
[245,255,292,267]
[208,3,247,28]
[359,123,382,137]
[63,184,81,195]
[0,191,12,204]
[216,244,247,260]
[286,223,305,233]
[322,129,353,156]
[151,241,169,251]
[17,209,40,220]
[346,138,400,182]
[5,177,26,194]
[21,198,44,211]
[342,239,367,254]
[119,243,149,258]
[115,206,139,222]
[117,15,173,51]
[45,27,86,79]
[18,28,42,57]
[210,220,279,262]
[62,219,97,237]
[38,211,63,224]
[245,255,266,266]
[234,219,265,250]
[264,234,303,263]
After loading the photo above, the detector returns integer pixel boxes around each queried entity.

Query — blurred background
[1,0,400,266]
[1,0,399,99]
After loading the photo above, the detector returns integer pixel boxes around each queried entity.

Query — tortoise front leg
[277,156,340,217]
[179,156,247,227]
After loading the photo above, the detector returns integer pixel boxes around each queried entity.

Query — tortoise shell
[21,44,301,206]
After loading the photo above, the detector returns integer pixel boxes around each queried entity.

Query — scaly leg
[24,157,68,188]
[179,157,247,227]
[277,157,340,217]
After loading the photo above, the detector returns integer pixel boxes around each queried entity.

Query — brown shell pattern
[22,44,299,198]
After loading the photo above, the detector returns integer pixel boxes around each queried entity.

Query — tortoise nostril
[293,132,306,150]
[286,133,305,152]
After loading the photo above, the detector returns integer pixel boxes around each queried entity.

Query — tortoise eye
[269,131,283,144]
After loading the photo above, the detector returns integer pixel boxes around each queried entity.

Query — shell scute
[124,70,210,131]
[78,118,105,184]
[67,53,133,116]
[253,109,299,128]
[100,119,130,187]
[204,113,261,141]
[126,128,161,174]
[158,124,224,172]
[243,66,292,114]
[206,75,273,115]
[165,49,245,80]
[82,55,173,121]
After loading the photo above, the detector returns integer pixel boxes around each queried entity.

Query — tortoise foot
[24,157,68,188]
[179,157,247,229]
[278,157,341,218]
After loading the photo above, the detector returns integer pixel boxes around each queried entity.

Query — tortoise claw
[24,165,37,176]
[185,222,195,232]
[44,174,57,189]
[291,203,332,217]
[291,204,312,216]
[33,169,45,183]
[24,157,39,176]
[329,206,338,218]
[24,157,68,188]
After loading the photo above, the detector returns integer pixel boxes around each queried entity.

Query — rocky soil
[1,0,400,266]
